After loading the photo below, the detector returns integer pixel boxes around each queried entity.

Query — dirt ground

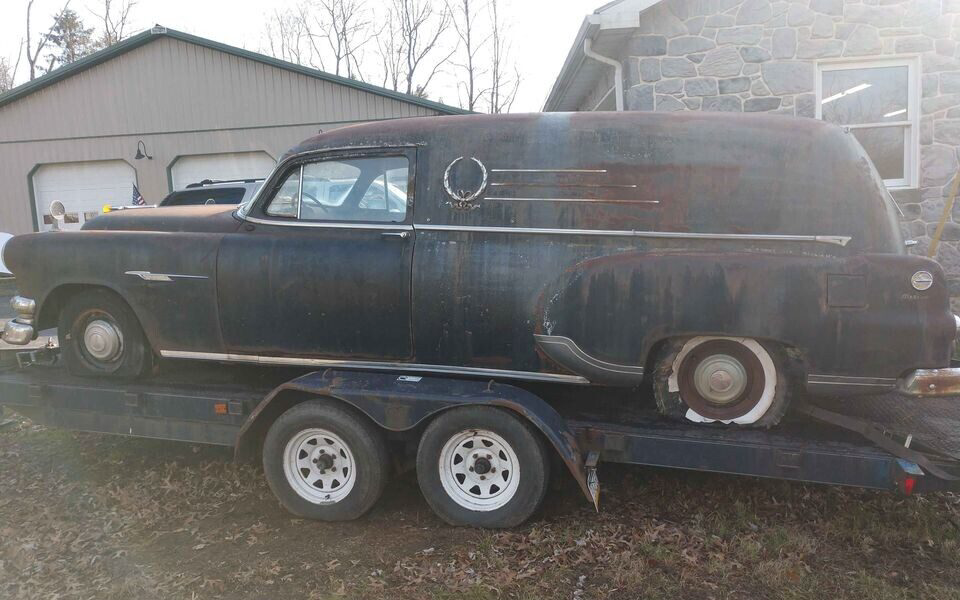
[0,413,958,600]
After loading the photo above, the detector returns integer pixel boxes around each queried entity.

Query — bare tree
[90,0,137,48]
[301,0,375,79]
[44,8,95,71]
[0,43,23,93]
[264,8,313,67]
[377,0,455,96]
[25,0,73,80]
[374,8,403,90]
[486,0,518,113]
[449,0,487,111]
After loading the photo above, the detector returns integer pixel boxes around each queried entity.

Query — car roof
[182,179,264,190]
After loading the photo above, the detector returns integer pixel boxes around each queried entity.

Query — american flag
[131,183,145,206]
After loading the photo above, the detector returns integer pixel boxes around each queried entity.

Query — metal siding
[0,37,440,143]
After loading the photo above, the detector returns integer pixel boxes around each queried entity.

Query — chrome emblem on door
[911,270,934,291]
[443,157,488,211]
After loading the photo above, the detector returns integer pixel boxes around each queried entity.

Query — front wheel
[262,401,389,521]
[416,406,550,528]
[59,289,154,378]
[653,337,790,428]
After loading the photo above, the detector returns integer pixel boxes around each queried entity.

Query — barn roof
[0,25,469,115]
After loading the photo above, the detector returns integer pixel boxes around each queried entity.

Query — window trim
[248,146,416,227]
[815,56,920,189]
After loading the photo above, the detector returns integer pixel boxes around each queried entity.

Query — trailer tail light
[214,402,228,415]
[900,476,916,495]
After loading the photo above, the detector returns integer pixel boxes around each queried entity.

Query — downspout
[583,37,623,111]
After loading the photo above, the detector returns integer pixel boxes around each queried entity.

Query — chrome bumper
[1,295,36,346]
[898,368,960,397]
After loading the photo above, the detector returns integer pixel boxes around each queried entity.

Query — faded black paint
[3,112,952,396]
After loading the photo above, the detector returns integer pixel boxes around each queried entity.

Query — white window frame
[815,56,920,189]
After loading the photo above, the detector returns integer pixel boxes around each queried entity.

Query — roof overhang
[543,0,663,112]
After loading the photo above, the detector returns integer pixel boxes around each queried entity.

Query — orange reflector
[902,476,916,495]
[214,402,228,415]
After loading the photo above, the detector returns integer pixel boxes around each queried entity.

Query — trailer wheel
[262,401,388,521]
[653,337,789,428]
[416,406,550,528]
[59,289,153,378]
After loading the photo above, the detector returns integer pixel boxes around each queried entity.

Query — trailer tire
[59,288,153,379]
[653,337,789,428]
[262,401,389,521]
[416,406,550,528]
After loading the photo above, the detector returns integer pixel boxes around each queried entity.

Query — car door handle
[381,231,411,240]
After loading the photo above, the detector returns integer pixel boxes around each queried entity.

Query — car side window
[299,156,408,223]
[265,168,302,218]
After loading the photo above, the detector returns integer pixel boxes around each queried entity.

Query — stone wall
[591,0,960,296]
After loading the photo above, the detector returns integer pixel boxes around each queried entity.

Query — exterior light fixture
[135,140,153,160]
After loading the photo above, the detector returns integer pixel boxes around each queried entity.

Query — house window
[816,58,919,188]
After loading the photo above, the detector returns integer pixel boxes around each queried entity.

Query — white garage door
[32,160,137,231]
[170,151,276,190]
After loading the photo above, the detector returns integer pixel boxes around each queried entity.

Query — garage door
[32,160,137,231]
[170,151,275,190]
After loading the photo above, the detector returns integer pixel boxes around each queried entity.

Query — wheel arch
[644,333,808,382]
[38,282,138,332]
[234,370,595,505]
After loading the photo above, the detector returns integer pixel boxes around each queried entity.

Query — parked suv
[159,179,263,207]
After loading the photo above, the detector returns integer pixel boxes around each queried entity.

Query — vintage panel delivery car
[4,112,960,429]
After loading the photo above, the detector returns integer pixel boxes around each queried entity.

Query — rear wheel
[653,337,789,428]
[59,289,153,378]
[416,406,550,528]
[262,401,389,521]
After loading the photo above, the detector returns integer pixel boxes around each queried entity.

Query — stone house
[544,0,960,296]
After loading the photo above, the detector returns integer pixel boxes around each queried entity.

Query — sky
[0,0,599,112]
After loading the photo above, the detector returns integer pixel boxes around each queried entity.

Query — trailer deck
[2,357,957,500]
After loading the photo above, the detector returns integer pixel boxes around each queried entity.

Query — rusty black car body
[4,112,960,426]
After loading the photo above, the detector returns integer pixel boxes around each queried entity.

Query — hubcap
[438,429,520,512]
[283,428,356,504]
[83,319,123,362]
[693,353,747,404]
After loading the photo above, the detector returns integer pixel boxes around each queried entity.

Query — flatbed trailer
[2,353,958,527]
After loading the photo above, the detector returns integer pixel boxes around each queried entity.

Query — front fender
[236,369,595,505]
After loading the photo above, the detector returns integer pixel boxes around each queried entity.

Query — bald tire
[59,289,153,379]
[653,338,790,429]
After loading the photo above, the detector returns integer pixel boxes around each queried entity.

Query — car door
[216,148,416,360]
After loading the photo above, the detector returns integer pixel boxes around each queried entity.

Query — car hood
[82,205,245,233]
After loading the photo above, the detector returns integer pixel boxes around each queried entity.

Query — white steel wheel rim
[283,428,356,504]
[438,428,521,512]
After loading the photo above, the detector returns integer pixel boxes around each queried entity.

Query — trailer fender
[236,369,596,505]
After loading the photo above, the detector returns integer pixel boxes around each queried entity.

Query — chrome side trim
[485,197,660,204]
[244,216,414,230]
[534,334,644,385]
[491,168,607,173]
[417,224,852,246]
[490,182,639,188]
[807,374,897,387]
[124,271,209,282]
[159,350,591,384]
